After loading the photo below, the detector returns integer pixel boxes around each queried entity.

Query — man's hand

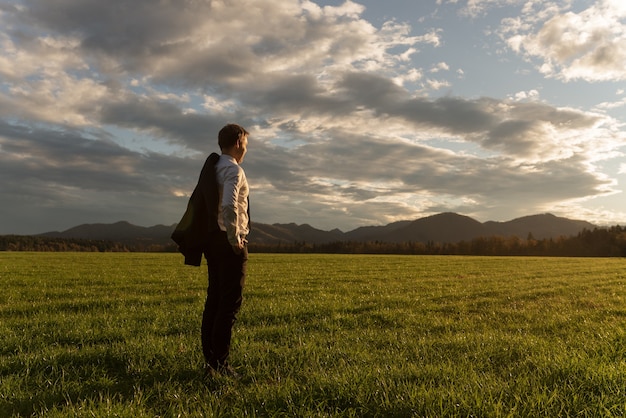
[232,238,247,255]
[232,243,243,255]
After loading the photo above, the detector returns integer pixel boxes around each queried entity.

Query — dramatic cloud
[500,0,626,81]
[0,0,625,234]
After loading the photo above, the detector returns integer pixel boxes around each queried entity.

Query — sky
[1,0,626,235]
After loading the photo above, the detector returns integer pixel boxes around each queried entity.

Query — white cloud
[500,0,626,82]
[461,0,526,18]
[425,78,451,90]
[430,62,450,73]
[595,98,626,110]
[511,89,539,101]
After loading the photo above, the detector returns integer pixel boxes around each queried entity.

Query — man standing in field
[172,123,250,377]
[202,123,250,377]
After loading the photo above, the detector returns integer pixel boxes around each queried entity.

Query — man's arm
[221,166,245,253]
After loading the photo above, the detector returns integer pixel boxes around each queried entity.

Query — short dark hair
[218,124,249,150]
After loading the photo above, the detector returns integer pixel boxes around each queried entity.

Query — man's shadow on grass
[1,341,224,417]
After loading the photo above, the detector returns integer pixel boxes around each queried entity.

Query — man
[171,123,250,377]
[202,123,250,376]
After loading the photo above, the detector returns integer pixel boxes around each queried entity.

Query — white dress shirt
[215,154,249,247]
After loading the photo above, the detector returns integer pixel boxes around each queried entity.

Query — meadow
[0,252,624,417]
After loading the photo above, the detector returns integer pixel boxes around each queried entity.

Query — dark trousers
[202,231,247,368]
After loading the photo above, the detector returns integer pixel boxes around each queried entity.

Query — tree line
[249,226,626,257]
[2,226,626,256]
[0,235,165,252]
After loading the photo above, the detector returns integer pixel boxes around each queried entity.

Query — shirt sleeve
[220,164,244,246]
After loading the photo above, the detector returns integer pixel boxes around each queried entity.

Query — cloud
[499,0,626,82]
[1,0,438,131]
[12,0,435,88]
[511,89,539,101]
[430,62,450,73]
[459,0,525,18]
[0,0,625,234]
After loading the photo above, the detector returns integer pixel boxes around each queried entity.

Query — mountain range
[38,212,596,247]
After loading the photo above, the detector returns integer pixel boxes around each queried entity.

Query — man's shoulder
[217,155,242,170]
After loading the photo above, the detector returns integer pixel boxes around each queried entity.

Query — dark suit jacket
[171,153,220,266]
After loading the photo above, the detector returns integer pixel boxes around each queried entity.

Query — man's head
[218,123,249,163]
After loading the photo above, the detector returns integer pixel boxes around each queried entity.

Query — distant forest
[2,226,626,257]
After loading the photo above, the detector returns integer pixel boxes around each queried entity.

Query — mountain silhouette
[40,221,173,244]
[38,213,596,247]
[355,213,486,243]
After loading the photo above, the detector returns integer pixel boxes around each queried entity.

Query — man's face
[236,135,248,163]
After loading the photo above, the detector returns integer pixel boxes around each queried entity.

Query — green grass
[1,253,625,417]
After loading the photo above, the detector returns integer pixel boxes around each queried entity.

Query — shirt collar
[221,154,238,165]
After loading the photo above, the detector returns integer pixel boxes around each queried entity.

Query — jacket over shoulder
[171,153,220,266]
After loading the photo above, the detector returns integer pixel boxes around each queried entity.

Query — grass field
[0,252,625,417]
